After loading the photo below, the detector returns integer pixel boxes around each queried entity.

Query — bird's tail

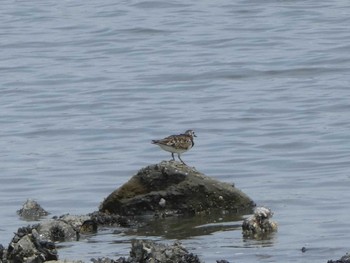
[151,140,159,144]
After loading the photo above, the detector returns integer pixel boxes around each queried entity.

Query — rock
[17,199,49,220]
[3,213,102,262]
[328,253,350,263]
[35,214,100,242]
[131,239,183,262]
[56,214,98,236]
[242,206,278,239]
[129,239,201,263]
[6,225,58,262]
[57,214,91,230]
[91,240,202,263]
[37,219,78,242]
[99,161,255,216]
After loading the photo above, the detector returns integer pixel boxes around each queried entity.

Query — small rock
[90,240,202,263]
[129,239,202,263]
[17,199,49,220]
[242,206,278,239]
[80,219,98,234]
[181,253,201,263]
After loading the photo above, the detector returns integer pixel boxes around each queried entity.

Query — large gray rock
[99,161,255,216]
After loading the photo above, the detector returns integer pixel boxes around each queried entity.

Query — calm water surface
[1,0,350,262]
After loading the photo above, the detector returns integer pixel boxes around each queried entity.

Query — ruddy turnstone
[152,130,197,165]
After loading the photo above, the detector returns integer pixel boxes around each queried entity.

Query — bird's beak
[194,134,197,137]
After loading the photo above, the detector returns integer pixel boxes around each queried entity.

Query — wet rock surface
[100,161,255,216]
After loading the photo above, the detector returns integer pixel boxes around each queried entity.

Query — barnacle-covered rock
[242,206,278,239]
[7,226,58,262]
[17,199,49,220]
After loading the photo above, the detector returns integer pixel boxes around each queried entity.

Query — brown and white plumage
[152,130,197,165]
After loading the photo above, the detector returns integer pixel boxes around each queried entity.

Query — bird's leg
[178,154,187,165]
[171,152,175,161]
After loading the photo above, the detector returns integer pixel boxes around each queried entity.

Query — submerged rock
[17,199,49,220]
[242,206,278,239]
[99,161,255,216]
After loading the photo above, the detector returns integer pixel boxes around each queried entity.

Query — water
[1,0,350,262]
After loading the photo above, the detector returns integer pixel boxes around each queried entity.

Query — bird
[152,130,197,165]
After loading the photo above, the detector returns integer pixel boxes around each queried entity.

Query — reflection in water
[126,210,248,240]
[242,232,277,247]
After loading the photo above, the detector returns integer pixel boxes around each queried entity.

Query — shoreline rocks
[0,212,135,263]
[1,161,347,263]
[99,161,255,216]
[1,161,257,262]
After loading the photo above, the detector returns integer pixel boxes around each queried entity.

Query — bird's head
[184,130,197,138]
